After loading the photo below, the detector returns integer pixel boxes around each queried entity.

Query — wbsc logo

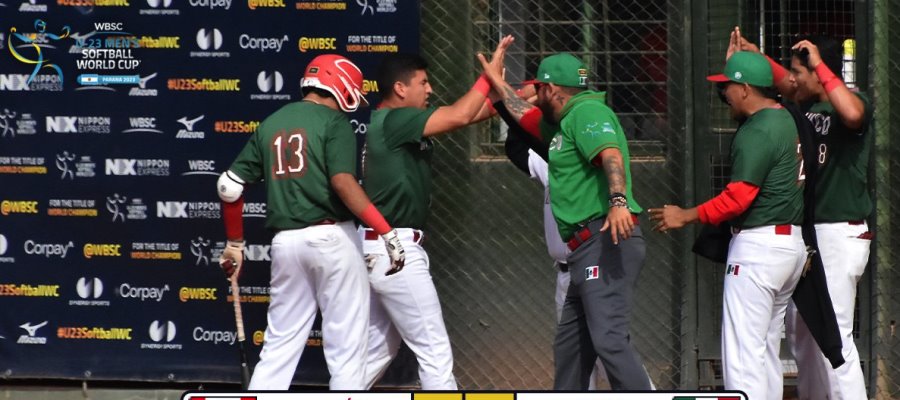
[182,160,217,176]
[123,117,163,134]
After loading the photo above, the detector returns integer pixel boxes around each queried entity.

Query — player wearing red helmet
[217,54,404,390]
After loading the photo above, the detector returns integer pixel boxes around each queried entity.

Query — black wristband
[608,192,627,208]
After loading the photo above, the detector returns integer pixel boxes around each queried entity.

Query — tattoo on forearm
[602,153,626,194]
[501,85,533,121]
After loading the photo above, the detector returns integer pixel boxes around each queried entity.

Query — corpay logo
[193,327,236,345]
[196,28,223,50]
[118,283,169,302]
[76,277,103,299]
[256,71,283,93]
[24,240,74,258]
[148,320,176,342]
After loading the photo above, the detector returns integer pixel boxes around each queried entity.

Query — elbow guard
[217,170,245,203]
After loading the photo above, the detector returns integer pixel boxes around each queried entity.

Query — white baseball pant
[360,227,457,390]
[721,224,806,400]
[248,221,370,390]
[787,221,870,399]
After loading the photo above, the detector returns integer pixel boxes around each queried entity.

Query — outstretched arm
[727,27,795,98]
[423,35,514,137]
[792,40,866,130]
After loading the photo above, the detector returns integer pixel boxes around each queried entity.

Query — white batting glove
[381,229,406,276]
[220,240,245,279]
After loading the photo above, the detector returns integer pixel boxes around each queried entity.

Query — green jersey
[729,107,804,228]
[807,92,873,222]
[362,107,437,229]
[543,91,642,240]
[228,101,356,231]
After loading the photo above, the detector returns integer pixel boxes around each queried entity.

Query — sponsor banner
[1,3,419,386]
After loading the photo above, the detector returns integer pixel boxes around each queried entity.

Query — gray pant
[553,218,651,390]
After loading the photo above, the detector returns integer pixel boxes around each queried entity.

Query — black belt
[557,261,568,273]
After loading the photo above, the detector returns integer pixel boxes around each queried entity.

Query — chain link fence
[418,0,900,396]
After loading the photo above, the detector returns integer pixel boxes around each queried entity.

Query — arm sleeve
[324,117,358,178]
[697,181,760,225]
[383,107,438,149]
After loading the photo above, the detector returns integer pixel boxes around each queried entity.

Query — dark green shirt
[807,92,873,222]
[229,101,356,231]
[730,107,804,228]
[542,91,642,240]
[362,107,437,229]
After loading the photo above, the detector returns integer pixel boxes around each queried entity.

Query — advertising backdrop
[0,0,418,386]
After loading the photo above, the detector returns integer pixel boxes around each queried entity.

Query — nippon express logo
[0,74,62,91]
[191,28,230,58]
[251,71,290,101]
[141,320,182,350]
[156,201,221,219]
[176,115,205,139]
[46,116,111,134]
[18,321,48,344]
[105,158,171,176]
[105,194,148,222]
[181,160,217,176]
[69,277,111,306]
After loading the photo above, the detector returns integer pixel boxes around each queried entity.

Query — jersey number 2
[272,129,306,178]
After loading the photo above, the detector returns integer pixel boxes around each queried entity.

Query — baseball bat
[223,258,251,389]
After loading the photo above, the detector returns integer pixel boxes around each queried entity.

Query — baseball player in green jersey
[728,28,874,398]
[360,36,513,390]
[649,51,807,399]
[480,52,651,390]
[732,31,874,399]
[216,54,405,390]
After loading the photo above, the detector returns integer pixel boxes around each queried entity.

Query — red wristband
[359,203,392,235]
[765,55,788,84]
[473,74,491,97]
[484,96,495,112]
[222,197,244,240]
[815,62,843,93]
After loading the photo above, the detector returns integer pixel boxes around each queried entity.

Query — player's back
[234,100,356,231]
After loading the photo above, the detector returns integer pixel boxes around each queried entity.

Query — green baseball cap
[522,53,589,88]
[707,51,773,87]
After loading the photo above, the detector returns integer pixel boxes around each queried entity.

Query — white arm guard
[217,170,245,203]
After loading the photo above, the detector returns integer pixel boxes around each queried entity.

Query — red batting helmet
[301,54,369,112]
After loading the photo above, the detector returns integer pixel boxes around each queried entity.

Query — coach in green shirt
[482,52,651,390]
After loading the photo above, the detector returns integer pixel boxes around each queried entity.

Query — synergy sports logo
[140,0,180,14]
[142,320,182,350]
[191,28,230,58]
[18,321,48,344]
[251,71,290,101]
[69,277,111,306]
[0,234,14,263]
